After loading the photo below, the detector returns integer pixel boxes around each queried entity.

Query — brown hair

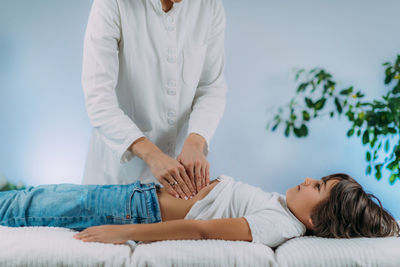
[309,173,400,238]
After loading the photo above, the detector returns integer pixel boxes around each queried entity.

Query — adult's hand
[130,137,196,199]
[177,133,210,193]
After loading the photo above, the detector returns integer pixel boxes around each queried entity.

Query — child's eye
[315,183,320,191]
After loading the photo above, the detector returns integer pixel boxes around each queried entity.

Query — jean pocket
[182,45,207,88]
[127,186,149,222]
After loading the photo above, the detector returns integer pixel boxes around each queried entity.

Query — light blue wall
[1,0,399,219]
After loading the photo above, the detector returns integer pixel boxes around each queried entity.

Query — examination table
[0,225,399,266]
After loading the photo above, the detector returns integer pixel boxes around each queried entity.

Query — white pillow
[275,236,400,267]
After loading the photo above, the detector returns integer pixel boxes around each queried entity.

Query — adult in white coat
[81,0,227,199]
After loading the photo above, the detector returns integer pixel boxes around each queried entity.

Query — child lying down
[0,173,398,247]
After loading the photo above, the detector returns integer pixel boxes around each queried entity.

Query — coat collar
[149,0,182,16]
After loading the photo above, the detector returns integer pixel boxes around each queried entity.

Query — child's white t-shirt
[184,175,306,247]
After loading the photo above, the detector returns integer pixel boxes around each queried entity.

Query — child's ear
[308,217,314,228]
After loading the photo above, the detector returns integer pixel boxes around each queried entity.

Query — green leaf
[357,129,361,136]
[346,111,355,120]
[295,69,305,80]
[375,171,382,180]
[374,164,383,181]
[366,165,372,175]
[393,84,400,94]
[300,124,308,137]
[388,128,397,134]
[362,130,369,144]
[293,124,308,137]
[377,141,382,150]
[356,91,365,98]
[334,97,342,114]
[314,98,326,110]
[302,110,310,121]
[385,67,394,84]
[293,127,301,137]
[388,97,400,106]
[339,86,353,95]
[271,123,280,131]
[305,98,314,108]
[373,149,378,160]
[284,124,290,137]
[297,82,308,93]
[384,140,390,153]
[389,173,397,184]
[330,111,334,117]
[366,151,371,161]
[347,128,354,137]
[386,161,398,171]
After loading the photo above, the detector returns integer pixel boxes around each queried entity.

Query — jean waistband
[127,181,162,224]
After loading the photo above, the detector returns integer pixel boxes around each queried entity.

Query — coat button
[166,25,175,31]
[168,119,176,125]
[126,215,131,219]
[167,56,176,63]
[167,90,176,95]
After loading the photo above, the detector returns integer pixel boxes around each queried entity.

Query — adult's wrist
[130,137,162,163]
[186,133,206,150]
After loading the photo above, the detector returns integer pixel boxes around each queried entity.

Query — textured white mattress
[1,225,399,266]
[0,226,276,267]
[275,236,400,267]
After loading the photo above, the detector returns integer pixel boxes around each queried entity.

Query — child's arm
[73,218,252,244]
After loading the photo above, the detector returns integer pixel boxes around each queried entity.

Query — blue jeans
[0,180,162,231]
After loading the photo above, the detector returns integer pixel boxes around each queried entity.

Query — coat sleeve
[187,0,228,156]
[82,0,144,164]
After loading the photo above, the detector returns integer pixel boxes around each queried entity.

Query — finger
[179,159,196,194]
[184,161,195,192]
[205,162,210,185]
[195,160,202,192]
[161,176,180,198]
[170,170,189,199]
[77,234,92,241]
[201,164,207,188]
[82,237,95,242]
[78,232,92,239]
[179,164,196,196]
[165,173,185,199]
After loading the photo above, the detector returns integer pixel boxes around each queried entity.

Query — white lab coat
[81,0,227,185]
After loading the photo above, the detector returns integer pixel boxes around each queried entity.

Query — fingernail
[176,194,179,198]
[184,196,188,200]
[189,196,192,199]
[192,192,195,196]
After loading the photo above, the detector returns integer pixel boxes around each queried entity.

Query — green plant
[0,177,26,191]
[267,55,400,184]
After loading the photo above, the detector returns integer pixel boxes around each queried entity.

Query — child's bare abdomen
[156,179,220,222]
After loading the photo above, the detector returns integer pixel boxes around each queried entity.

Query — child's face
[286,177,339,229]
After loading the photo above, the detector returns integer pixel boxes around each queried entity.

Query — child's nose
[304,177,313,185]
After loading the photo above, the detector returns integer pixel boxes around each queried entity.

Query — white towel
[0,226,134,266]
[132,239,276,267]
[0,226,276,267]
[275,236,400,267]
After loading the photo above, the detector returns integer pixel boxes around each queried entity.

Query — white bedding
[131,239,276,267]
[0,226,276,267]
[2,225,400,267]
[275,236,400,267]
